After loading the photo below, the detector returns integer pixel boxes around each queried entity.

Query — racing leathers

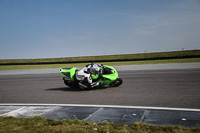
[76,63,103,89]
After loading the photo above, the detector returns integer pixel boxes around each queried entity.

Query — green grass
[0,116,199,133]
[0,50,200,64]
[0,58,200,70]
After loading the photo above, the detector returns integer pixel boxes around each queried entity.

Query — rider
[76,63,103,89]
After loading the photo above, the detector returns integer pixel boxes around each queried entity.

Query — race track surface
[0,68,200,109]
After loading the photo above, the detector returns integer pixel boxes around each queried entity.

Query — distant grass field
[0,116,199,133]
[0,50,200,70]
[0,58,199,70]
[0,50,200,64]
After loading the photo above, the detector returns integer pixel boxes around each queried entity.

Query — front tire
[110,77,123,87]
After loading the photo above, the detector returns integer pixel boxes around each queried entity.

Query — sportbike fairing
[60,65,122,89]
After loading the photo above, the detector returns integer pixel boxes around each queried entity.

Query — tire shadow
[46,86,107,92]
[46,87,81,92]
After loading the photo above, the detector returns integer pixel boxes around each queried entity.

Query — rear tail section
[60,67,77,81]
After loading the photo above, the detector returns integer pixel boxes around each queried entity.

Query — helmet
[88,63,100,75]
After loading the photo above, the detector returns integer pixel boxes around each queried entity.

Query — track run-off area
[0,63,200,109]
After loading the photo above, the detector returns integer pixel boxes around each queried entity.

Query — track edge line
[0,103,200,112]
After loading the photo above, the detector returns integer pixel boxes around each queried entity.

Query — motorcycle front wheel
[110,77,123,87]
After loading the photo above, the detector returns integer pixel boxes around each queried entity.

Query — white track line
[0,103,200,112]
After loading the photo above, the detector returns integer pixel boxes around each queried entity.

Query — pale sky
[0,0,200,59]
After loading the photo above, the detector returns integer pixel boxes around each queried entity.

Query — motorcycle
[60,65,123,89]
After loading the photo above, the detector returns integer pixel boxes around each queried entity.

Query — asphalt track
[1,63,200,127]
[0,66,200,109]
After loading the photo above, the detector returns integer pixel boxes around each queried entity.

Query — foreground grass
[0,58,200,70]
[0,116,199,133]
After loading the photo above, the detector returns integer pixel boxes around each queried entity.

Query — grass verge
[0,50,200,64]
[0,116,199,133]
[0,58,200,70]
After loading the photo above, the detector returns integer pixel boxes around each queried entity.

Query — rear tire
[64,79,77,88]
[64,80,71,87]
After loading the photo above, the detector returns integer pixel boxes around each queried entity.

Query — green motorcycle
[60,65,123,89]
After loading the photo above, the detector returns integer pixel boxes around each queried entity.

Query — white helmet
[88,63,100,75]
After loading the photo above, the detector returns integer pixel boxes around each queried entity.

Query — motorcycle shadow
[46,86,107,92]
